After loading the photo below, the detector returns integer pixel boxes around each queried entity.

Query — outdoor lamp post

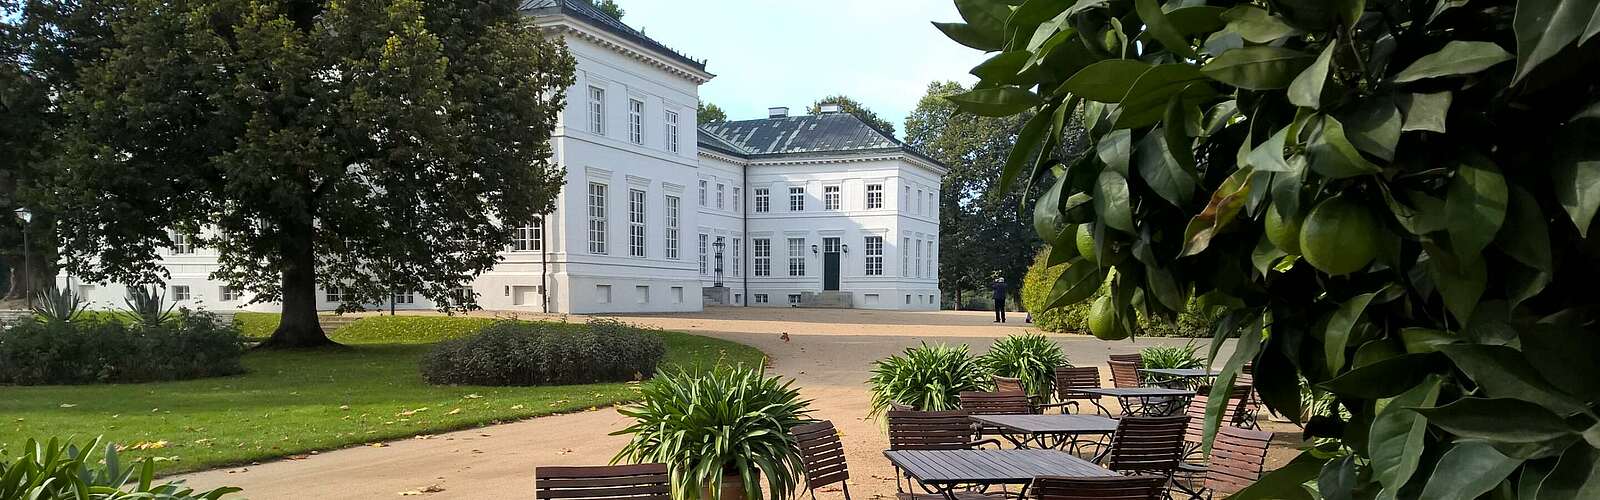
[841,244,849,254]
[14,208,30,308]
[810,244,819,255]
[712,238,725,287]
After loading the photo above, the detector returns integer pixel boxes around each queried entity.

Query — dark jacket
[991,281,1008,301]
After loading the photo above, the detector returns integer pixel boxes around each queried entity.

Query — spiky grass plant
[613,365,812,500]
[30,284,86,323]
[123,285,176,327]
[0,436,241,498]
[867,342,991,417]
[1139,341,1205,371]
[979,333,1066,399]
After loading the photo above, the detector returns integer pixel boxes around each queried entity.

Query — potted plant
[613,365,812,500]
[867,342,991,417]
[980,333,1067,399]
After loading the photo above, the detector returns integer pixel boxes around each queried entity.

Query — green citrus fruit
[1088,295,1130,341]
[1075,224,1098,263]
[1299,196,1379,276]
[1265,208,1304,255]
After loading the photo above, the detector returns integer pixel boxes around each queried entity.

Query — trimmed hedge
[1021,247,1221,337]
[420,319,666,386]
[0,310,246,385]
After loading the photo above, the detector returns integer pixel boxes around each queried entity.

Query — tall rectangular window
[917,189,925,214]
[929,192,937,217]
[698,234,709,275]
[754,188,769,213]
[698,180,708,206]
[665,195,681,259]
[915,238,923,278]
[325,286,343,303]
[788,238,806,276]
[754,238,771,276]
[587,182,608,254]
[904,186,911,210]
[220,286,240,302]
[789,186,805,211]
[716,183,726,209]
[511,217,543,252]
[628,98,644,144]
[866,184,883,209]
[927,241,936,277]
[665,110,680,152]
[588,86,605,134]
[628,189,646,257]
[732,187,741,212]
[393,291,415,304]
[172,285,191,301]
[169,230,195,254]
[824,185,841,211]
[732,238,742,276]
[902,237,911,276]
[865,236,884,276]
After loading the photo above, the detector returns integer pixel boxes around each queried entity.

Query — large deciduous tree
[43,0,575,348]
[808,94,897,136]
[944,0,1600,496]
[697,101,727,124]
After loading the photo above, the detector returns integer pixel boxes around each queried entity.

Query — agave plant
[1139,341,1205,371]
[123,285,176,327]
[979,333,1067,399]
[867,342,991,417]
[0,436,241,499]
[30,284,86,323]
[613,365,812,500]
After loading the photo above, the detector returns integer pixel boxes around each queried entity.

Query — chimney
[768,106,790,118]
[819,103,843,114]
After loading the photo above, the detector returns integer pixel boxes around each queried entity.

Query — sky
[614,0,990,136]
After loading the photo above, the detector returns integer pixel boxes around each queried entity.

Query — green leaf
[1181,167,1254,256]
[1444,157,1508,257]
[1252,233,1288,275]
[1221,5,1306,43]
[1340,99,1401,162]
[934,22,1004,51]
[1136,0,1199,59]
[1093,170,1135,233]
[1370,376,1441,500]
[999,108,1052,193]
[1427,246,1488,324]
[1393,41,1514,82]
[1497,185,1553,272]
[1045,257,1108,308]
[1113,65,1210,129]
[1534,442,1600,500]
[1204,317,1264,454]
[1165,6,1228,36]
[1137,127,1197,207]
[1512,0,1600,82]
[1438,344,1587,416]
[1289,44,1335,109]
[1552,130,1600,237]
[1034,171,1068,241]
[1325,291,1379,374]
[954,0,1014,36]
[1414,397,1576,443]
[1320,455,1358,500]
[1321,353,1444,399]
[1246,127,1293,172]
[947,86,1043,117]
[1145,265,1185,312]
[1386,189,1448,236]
[1417,442,1523,500]
[1231,451,1321,499]
[1096,129,1133,175]
[1057,59,1153,102]
[1308,115,1382,178]
[1201,46,1316,90]
[971,51,1033,82]
[1397,91,1452,133]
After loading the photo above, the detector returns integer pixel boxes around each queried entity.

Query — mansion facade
[61,0,945,314]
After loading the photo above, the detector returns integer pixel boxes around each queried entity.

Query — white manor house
[61,0,946,314]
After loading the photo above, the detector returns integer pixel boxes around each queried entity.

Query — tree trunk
[259,224,336,349]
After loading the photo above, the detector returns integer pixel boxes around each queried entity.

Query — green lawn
[0,316,765,474]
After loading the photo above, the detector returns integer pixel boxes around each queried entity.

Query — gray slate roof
[700,113,905,156]
[521,0,707,72]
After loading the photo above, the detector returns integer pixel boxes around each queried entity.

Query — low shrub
[0,436,241,499]
[0,310,246,385]
[420,319,665,386]
[335,315,500,344]
[980,333,1066,399]
[1021,247,1221,337]
[867,342,990,417]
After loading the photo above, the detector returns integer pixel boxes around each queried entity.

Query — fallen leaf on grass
[445,408,461,416]
[462,394,483,399]
[370,442,389,448]
[509,404,525,410]
[396,407,429,417]
[121,440,169,451]
[59,403,76,408]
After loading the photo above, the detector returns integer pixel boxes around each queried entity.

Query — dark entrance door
[823,237,841,291]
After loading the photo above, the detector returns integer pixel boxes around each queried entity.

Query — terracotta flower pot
[702,469,757,500]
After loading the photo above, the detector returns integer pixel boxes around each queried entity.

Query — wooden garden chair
[1108,360,1143,389]
[959,391,1032,415]
[792,420,853,500]
[993,375,1025,394]
[1029,476,1168,500]
[886,409,1005,498]
[1108,353,1143,367]
[1172,425,1272,499]
[1100,415,1190,480]
[535,464,670,500]
[1044,366,1101,415]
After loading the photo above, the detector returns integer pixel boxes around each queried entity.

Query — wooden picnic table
[1077,387,1194,417]
[883,449,1117,500]
[968,414,1117,453]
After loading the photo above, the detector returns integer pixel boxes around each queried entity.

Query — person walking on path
[992,277,1008,323]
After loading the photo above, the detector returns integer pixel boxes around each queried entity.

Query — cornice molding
[536,21,714,85]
